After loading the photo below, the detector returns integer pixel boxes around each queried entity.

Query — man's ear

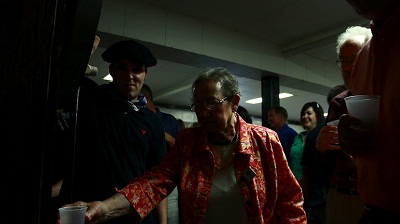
[144,67,149,79]
[232,94,241,112]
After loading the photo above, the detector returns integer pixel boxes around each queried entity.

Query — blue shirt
[155,108,181,151]
[277,123,298,162]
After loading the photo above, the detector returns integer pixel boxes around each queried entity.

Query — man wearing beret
[57,39,168,224]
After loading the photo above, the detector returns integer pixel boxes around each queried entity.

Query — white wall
[97,0,341,87]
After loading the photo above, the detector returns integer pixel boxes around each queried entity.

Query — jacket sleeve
[266,129,307,223]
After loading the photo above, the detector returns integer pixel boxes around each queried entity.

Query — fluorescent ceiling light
[103,74,113,81]
[246,97,262,104]
[245,93,293,104]
[279,93,293,99]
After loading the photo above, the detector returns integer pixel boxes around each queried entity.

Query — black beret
[101,40,157,67]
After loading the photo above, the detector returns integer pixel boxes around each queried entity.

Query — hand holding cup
[58,206,87,224]
[316,120,340,153]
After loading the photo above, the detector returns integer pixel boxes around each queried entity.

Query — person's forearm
[164,132,176,148]
[155,198,168,224]
[59,193,138,224]
[97,193,135,222]
[51,179,63,198]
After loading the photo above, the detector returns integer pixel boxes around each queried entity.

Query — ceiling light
[246,97,262,104]
[103,74,113,81]
[279,93,293,99]
[245,93,293,104]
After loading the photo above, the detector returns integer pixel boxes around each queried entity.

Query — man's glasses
[190,96,229,112]
[335,56,357,68]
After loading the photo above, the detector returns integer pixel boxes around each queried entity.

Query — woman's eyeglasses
[190,97,229,112]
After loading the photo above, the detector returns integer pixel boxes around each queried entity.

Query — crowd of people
[52,0,400,223]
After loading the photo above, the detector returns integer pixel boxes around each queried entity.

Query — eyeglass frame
[190,96,230,112]
[335,55,358,68]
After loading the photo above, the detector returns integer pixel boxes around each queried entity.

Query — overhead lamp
[103,74,113,81]
[279,93,293,99]
[246,97,262,104]
[245,93,293,104]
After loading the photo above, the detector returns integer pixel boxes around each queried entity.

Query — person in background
[268,106,298,162]
[59,67,307,223]
[141,83,182,150]
[236,105,253,123]
[326,84,347,105]
[140,83,181,224]
[338,0,400,222]
[57,39,168,224]
[289,102,325,181]
[177,118,186,129]
[51,35,102,204]
[317,25,372,224]
[188,121,200,128]
[50,108,74,222]
[300,102,328,224]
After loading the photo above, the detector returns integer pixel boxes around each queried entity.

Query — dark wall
[0,0,102,223]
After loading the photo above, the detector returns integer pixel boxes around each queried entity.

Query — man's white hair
[336,26,372,56]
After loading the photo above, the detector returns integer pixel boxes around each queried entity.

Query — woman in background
[292,102,328,223]
[289,102,325,180]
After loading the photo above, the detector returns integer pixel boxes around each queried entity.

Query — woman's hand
[57,193,134,223]
[56,200,105,224]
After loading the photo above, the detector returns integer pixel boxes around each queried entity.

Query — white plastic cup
[59,206,87,224]
[326,119,339,126]
[344,95,380,129]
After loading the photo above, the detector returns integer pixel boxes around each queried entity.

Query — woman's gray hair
[191,67,241,101]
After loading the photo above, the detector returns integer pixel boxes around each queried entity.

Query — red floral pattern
[118,116,306,223]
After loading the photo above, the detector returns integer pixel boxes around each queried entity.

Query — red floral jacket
[118,116,306,223]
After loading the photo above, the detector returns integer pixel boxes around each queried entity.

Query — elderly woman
[60,67,306,224]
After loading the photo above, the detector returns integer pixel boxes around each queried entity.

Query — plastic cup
[326,119,339,126]
[344,95,380,129]
[59,206,87,224]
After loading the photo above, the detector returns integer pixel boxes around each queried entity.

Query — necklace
[211,133,238,169]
